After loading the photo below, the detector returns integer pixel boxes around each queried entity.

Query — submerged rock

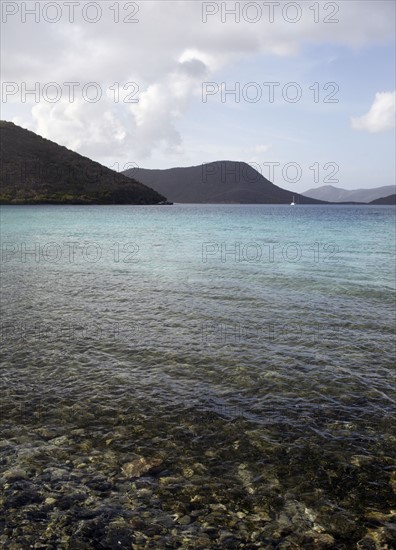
[121,457,163,478]
[50,435,70,447]
[3,468,28,481]
[177,515,191,525]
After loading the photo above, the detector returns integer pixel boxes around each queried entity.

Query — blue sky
[181,41,395,190]
[1,0,395,192]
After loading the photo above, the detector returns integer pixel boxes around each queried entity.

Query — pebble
[313,533,336,547]
[177,515,191,525]
[50,436,69,447]
[210,503,227,512]
[182,467,194,478]
[3,469,28,481]
[351,455,375,467]
[121,456,163,478]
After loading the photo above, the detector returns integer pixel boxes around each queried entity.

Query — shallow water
[1,205,395,548]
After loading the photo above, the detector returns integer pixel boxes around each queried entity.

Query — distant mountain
[0,121,165,204]
[302,184,395,203]
[369,194,396,205]
[123,162,326,204]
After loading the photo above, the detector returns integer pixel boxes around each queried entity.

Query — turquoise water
[1,205,395,548]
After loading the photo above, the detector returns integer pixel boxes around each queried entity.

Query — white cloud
[1,0,395,163]
[16,53,210,164]
[351,92,396,133]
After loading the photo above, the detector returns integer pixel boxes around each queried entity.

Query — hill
[0,121,166,204]
[123,162,326,204]
[302,184,395,203]
[369,194,396,205]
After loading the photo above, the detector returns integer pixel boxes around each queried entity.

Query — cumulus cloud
[351,92,396,133]
[130,56,209,157]
[18,52,210,164]
[1,0,395,163]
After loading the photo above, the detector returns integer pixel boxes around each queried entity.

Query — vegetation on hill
[369,194,396,205]
[124,162,326,204]
[0,121,166,204]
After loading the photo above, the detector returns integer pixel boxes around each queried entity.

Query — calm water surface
[1,205,395,548]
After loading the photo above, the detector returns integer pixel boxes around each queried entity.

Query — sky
[1,0,395,192]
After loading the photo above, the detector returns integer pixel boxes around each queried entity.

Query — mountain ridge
[0,121,166,204]
[303,184,395,203]
[123,162,327,204]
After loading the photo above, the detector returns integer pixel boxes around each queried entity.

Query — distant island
[124,164,394,205]
[1,121,394,206]
[369,194,396,205]
[0,121,165,205]
[302,184,396,203]
[123,163,325,205]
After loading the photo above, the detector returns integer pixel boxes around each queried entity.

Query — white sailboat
[290,195,295,206]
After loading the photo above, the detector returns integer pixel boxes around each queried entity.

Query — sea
[1,204,395,548]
